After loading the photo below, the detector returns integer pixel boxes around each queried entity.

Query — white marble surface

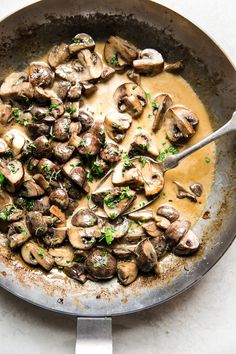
[0,1,235,353]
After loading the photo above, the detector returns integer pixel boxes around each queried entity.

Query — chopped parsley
[146,92,152,101]
[3,149,13,160]
[48,103,60,112]
[91,162,104,177]
[8,164,17,174]
[152,101,159,109]
[12,108,21,117]
[110,54,118,66]
[104,187,133,209]
[19,229,28,235]
[66,107,76,114]
[86,171,94,183]
[28,142,36,149]
[16,116,29,127]
[50,131,56,139]
[71,38,82,44]
[157,145,179,161]
[99,227,115,245]
[139,157,147,167]
[0,172,5,186]
[205,156,211,163]
[123,153,134,169]
[37,249,44,258]
[92,251,108,268]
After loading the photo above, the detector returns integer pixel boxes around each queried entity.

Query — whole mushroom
[85,248,117,280]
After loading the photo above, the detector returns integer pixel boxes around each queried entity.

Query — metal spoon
[89,111,236,215]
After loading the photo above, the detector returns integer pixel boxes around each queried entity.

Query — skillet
[0,0,235,352]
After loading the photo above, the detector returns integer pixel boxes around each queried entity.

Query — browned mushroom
[114,83,147,118]
[0,101,12,125]
[49,188,69,210]
[26,211,48,237]
[156,204,180,223]
[21,241,54,270]
[100,142,121,163]
[0,139,9,155]
[32,136,52,158]
[20,179,45,198]
[52,79,71,100]
[71,208,98,227]
[53,117,71,142]
[154,215,171,230]
[29,61,54,87]
[165,220,191,243]
[104,35,139,70]
[44,226,67,246]
[0,205,24,224]
[100,66,115,81]
[128,209,154,221]
[48,43,70,68]
[7,222,31,249]
[104,111,132,143]
[0,72,34,99]
[174,229,200,255]
[33,174,51,192]
[104,217,130,239]
[117,261,138,285]
[165,105,199,143]
[150,235,168,259]
[68,226,96,250]
[173,181,197,202]
[189,183,203,197]
[112,162,144,189]
[152,93,173,132]
[77,132,100,156]
[133,48,164,75]
[85,248,117,279]
[4,129,26,156]
[142,221,162,237]
[52,142,75,163]
[127,69,141,85]
[135,239,157,272]
[164,61,183,73]
[130,129,159,158]
[69,33,95,54]
[103,187,136,219]
[125,223,146,242]
[64,263,87,284]
[0,160,24,192]
[48,245,74,266]
[141,160,164,197]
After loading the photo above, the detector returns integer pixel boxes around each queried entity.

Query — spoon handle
[162,111,236,171]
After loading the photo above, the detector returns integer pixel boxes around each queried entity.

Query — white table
[0,1,235,353]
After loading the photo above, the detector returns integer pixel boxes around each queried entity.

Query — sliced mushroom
[77,111,94,132]
[174,229,200,255]
[85,248,117,280]
[29,61,54,87]
[67,82,82,100]
[133,48,164,75]
[26,211,48,237]
[173,181,197,202]
[7,222,31,249]
[114,83,147,118]
[136,239,157,272]
[44,227,67,246]
[104,35,139,70]
[0,205,24,224]
[165,220,191,243]
[64,263,87,283]
[100,66,115,81]
[112,244,136,258]
[81,81,97,96]
[103,187,136,219]
[141,160,164,197]
[125,223,146,242]
[127,69,141,85]
[77,132,100,156]
[142,221,162,237]
[21,241,54,270]
[48,43,70,68]
[165,105,199,143]
[150,235,168,259]
[164,61,183,73]
[48,245,74,266]
[89,120,106,145]
[130,130,159,157]
[49,188,69,210]
[154,215,171,230]
[0,102,12,125]
[37,158,60,181]
[20,179,45,198]
[0,160,24,192]
[104,111,132,142]
[49,205,66,224]
[128,209,154,221]
[117,261,138,285]
[52,142,75,163]
[112,162,144,189]
[27,122,50,138]
[156,204,179,223]
[152,93,173,131]
[90,158,110,178]
[33,174,51,191]
[100,142,121,163]
[53,117,71,142]
[31,196,50,213]
[0,139,9,155]
[0,72,34,99]
[4,129,26,156]
[105,217,130,239]
[189,183,203,197]
[52,79,71,100]
[68,226,96,250]
[32,136,52,158]
[71,208,98,227]
[69,33,95,54]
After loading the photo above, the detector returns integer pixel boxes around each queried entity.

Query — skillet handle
[76,317,112,354]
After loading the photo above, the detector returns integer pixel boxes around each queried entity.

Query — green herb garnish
[66,107,76,114]
[139,157,147,167]
[48,103,60,112]
[37,249,44,258]
[91,162,104,177]
[110,54,118,66]
[0,172,5,186]
[12,108,21,117]
[93,251,108,268]
[205,156,211,163]
[86,171,94,183]
[104,187,133,209]
[99,227,115,245]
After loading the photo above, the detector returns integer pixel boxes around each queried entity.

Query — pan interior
[0,0,235,316]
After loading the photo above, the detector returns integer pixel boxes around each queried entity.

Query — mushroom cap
[114,82,147,118]
[49,245,74,266]
[71,208,98,228]
[85,248,117,280]
[156,204,180,223]
[133,48,164,75]
[0,160,24,192]
[29,61,55,87]
[69,33,95,54]
[100,142,121,163]
[165,220,191,243]
[104,111,132,143]
[136,238,157,272]
[21,241,54,271]
[117,261,138,285]
[152,93,173,132]
[48,43,70,68]
[68,226,97,250]
[174,230,200,255]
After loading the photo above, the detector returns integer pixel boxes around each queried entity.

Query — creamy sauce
[0,42,215,228]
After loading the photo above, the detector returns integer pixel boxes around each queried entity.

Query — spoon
[89,111,236,215]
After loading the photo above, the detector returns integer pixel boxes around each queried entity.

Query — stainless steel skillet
[0,1,235,352]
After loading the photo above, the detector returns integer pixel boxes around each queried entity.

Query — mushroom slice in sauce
[173,181,197,202]
[104,111,132,143]
[189,183,203,197]
[125,223,146,242]
[44,227,67,246]
[48,245,74,266]
[49,188,69,210]
[152,93,173,132]
[105,217,130,239]
[77,132,100,156]
[100,142,121,163]
[29,61,55,87]
[130,130,159,158]
[69,33,95,54]
[100,66,115,81]
[85,248,117,280]
[117,261,138,285]
[0,101,12,125]
[68,226,97,250]
[165,220,191,243]
[52,142,75,163]
[0,160,24,192]
[136,239,157,272]
[103,187,136,219]
[48,43,70,68]
[0,139,9,155]
[154,215,171,230]
[77,49,103,81]
[20,180,45,198]
[21,241,54,271]
[174,230,200,255]
[0,72,34,99]
[77,111,94,132]
[133,48,164,75]
[156,204,180,223]
[7,222,31,249]
[112,162,144,189]
[142,221,162,237]
[4,129,26,156]
[114,82,147,118]
[71,208,98,227]
[164,61,183,73]
[141,160,164,197]
[104,35,139,70]
[64,263,87,283]
[128,209,154,221]
[165,105,199,143]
